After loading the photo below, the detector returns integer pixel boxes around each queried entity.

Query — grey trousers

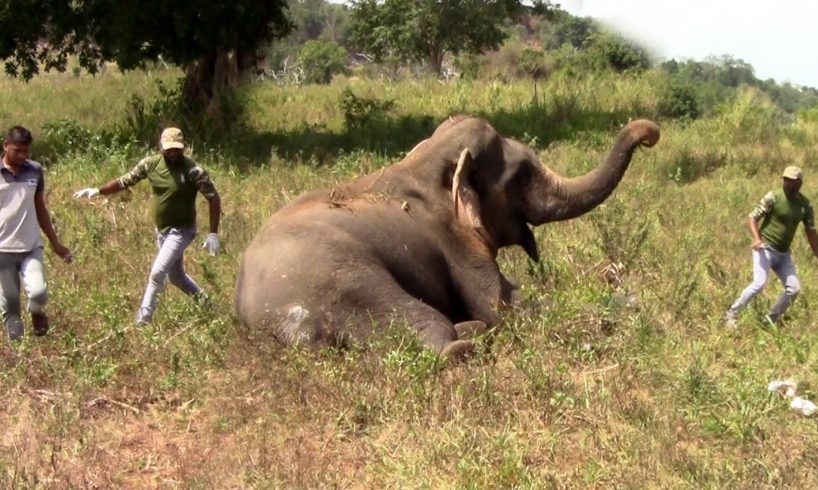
[137,228,202,323]
[0,247,47,340]
[729,246,801,320]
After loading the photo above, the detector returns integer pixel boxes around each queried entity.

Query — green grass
[2,68,818,487]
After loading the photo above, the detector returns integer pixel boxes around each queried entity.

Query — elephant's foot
[439,339,475,362]
[454,320,488,340]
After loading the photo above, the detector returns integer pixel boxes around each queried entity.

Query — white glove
[202,233,220,256]
[73,188,100,199]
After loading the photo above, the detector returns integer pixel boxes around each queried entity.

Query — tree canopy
[348,0,547,75]
[0,0,293,108]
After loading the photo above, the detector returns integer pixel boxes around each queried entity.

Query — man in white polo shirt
[0,126,73,341]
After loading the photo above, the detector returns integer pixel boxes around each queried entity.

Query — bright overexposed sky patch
[560,0,818,88]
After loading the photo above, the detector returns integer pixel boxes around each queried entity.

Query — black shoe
[31,312,49,336]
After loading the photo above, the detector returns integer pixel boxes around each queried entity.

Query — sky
[559,0,818,88]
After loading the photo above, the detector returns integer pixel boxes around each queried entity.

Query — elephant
[235,115,660,359]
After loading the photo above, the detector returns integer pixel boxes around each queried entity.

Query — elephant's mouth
[506,210,539,262]
[517,223,539,262]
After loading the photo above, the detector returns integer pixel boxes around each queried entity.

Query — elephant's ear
[452,148,484,229]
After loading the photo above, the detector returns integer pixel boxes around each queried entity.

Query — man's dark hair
[5,126,32,145]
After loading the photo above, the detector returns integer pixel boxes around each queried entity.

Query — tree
[586,32,650,73]
[544,13,597,50]
[0,0,293,111]
[288,0,351,45]
[299,40,348,84]
[349,0,547,75]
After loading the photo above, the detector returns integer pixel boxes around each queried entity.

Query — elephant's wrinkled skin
[235,116,659,358]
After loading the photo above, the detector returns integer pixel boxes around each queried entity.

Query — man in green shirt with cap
[725,165,818,326]
[74,127,221,324]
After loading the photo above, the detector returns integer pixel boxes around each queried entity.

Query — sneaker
[135,308,152,326]
[724,310,738,327]
[764,314,779,327]
[193,291,210,305]
[31,312,49,336]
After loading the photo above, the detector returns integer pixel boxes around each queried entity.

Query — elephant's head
[416,116,660,261]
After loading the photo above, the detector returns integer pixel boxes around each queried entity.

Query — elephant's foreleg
[341,272,477,360]
[454,320,488,340]
[378,294,474,359]
[413,319,474,360]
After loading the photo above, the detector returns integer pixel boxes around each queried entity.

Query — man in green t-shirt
[725,165,818,326]
[74,128,222,324]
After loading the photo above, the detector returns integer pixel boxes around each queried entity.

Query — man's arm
[207,194,221,234]
[749,217,764,250]
[748,191,775,250]
[99,179,125,195]
[806,228,818,259]
[34,191,72,262]
[803,202,818,258]
[75,158,151,199]
[189,163,222,255]
[188,164,220,233]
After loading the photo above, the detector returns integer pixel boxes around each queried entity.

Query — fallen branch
[575,363,620,376]
[85,396,141,415]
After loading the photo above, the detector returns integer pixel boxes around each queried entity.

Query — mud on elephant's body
[235,116,659,358]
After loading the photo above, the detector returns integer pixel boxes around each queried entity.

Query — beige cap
[783,165,803,180]
[160,127,185,150]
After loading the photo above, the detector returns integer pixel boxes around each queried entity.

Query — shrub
[586,32,650,73]
[120,79,246,146]
[518,48,553,79]
[718,87,784,144]
[660,82,700,121]
[453,53,483,81]
[340,88,395,129]
[298,40,349,84]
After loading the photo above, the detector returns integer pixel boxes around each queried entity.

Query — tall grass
[1,68,818,487]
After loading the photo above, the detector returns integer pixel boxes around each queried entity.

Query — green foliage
[40,120,113,158]
[660,82,701,121]
[286,0,351,45]
[475,40,555,81]
[718,87,785,144]
[340,88,395,129]
[453,53,484,80]
[0,0,293,113]
[585,32,651,73]
[121,79,248,146]
[543,12,597,50]
[349,0,525,74]
[0,1,292,78]
[298,40,349,84]
[518,48,553,79]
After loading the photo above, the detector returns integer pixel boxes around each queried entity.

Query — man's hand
[52,243,73,263]
[202,233,220,256]
[752,240,765,251]
[73,188,100,199]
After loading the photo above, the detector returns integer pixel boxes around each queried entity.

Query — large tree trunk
[182,48,241,119]
[428,45,444,76]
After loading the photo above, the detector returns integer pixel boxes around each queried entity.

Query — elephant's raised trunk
[538,119,660,223]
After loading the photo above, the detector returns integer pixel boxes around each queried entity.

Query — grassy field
[2,68,818,488]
